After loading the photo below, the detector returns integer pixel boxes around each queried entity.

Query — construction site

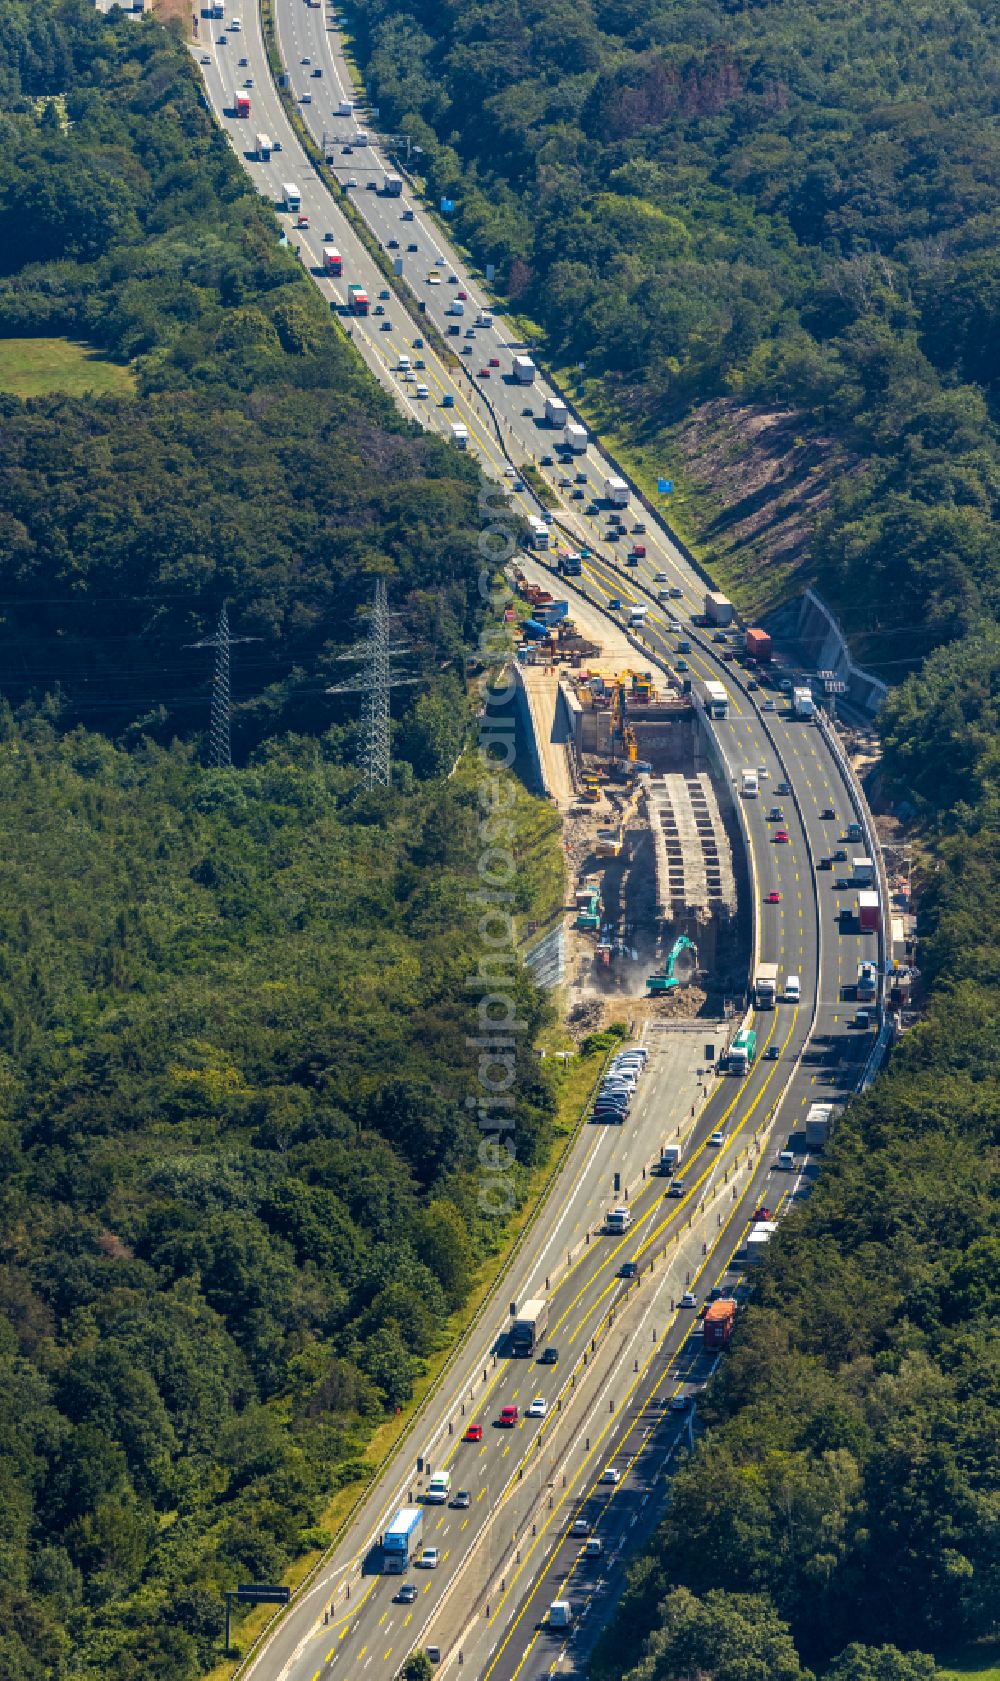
[510,560,750,1027]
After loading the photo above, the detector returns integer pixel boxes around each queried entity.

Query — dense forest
[0,722,563,1681]
[0,0,485,754]
[356,0,1000,671]
[0,5,567,1678]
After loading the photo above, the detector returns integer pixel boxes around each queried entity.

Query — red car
[632,543,646,557]
[774,830,790,843]
[457,290,467,300]
[479,368,490,378]
[296,214,310,228]
[499,1405,518,1427]
[488,356,500,367]
[766,890,782,904]
[464,1423,483,1443]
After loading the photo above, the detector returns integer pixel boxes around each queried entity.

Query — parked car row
[592,1043,649,1123]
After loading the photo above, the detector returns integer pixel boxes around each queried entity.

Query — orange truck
[703,1298,737,1351]
[745,627,772,662]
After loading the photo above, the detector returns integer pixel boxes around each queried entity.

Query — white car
[708,1130,725,1147]
[419,1547,439,1568]
[680,1291,697,1308]
[571,1518,590,1536]
[600,1467,620,1485]
[655,570,668,582]
[527,1396,547,1418]
[584,1537,603,1556]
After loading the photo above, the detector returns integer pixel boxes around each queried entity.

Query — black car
[387,238,399,249]
[822,807,836,819]
[764,1044,780,1060]
[539,1346,559,1365]
[777,780,791,795]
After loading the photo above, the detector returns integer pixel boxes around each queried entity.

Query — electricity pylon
[328,578,418,789]
[186,605,261,769]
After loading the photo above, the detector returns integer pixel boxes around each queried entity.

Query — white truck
[527,516,550,551]
[383,173,403,196]
[704,680,728,719]
[282,182,301,212]
[426,1471,451,1504]
[255,132,272,161]
[741,767,758,797]
[852,856,875,885]
[606,1206,632,1234]
[604,474,629,507]
[545,396,568,427]
[792,685,815,719]
[659,1143,682,1175]
[628,605,648,628]
[337,99,353,116]
[565,421,588,453]
[745,1220,778,1262]
[476,310,493,328]
[704,591,734,626]
[754,962,779,1009]
[805,1102,835,1149]
[450,422,468,449]
[512,354,536,384]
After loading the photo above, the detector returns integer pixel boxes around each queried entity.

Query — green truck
[729,1028,757,1075]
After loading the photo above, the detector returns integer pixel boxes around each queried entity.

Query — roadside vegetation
[0,6,569,1679]
[357,0,1000,677]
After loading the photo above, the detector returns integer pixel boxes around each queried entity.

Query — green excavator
[647,935,698,994]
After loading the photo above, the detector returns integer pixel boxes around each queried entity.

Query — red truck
[745,627,772,662]
[347,284,369,315]
[858,891,880,933]
[703,1298,737,1350]
[322,245,343,277]
[234,94,251,118]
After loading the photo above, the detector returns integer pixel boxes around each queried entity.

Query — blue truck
[383,1506,423,1573]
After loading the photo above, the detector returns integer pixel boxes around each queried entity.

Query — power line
[185,605,261,769]
[327,579,418,789]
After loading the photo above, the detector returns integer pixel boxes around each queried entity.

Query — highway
[191,9,878,1678]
